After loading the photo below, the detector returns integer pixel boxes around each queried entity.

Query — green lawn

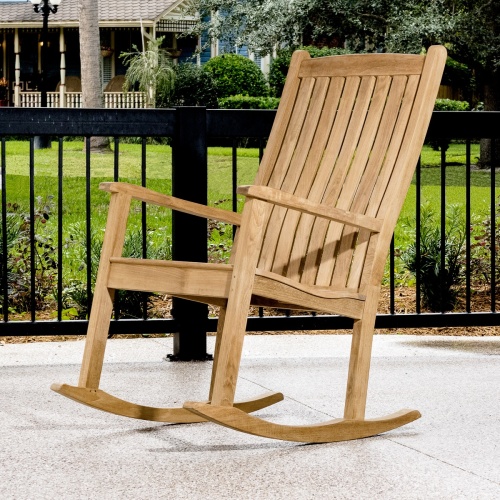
[1,139,496,290]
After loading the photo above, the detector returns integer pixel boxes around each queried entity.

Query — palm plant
[120,36,175,108]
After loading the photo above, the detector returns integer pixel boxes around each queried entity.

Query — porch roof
[0,0,192,29]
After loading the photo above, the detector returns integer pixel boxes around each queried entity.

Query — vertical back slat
[268,77,331,274]
[301,76,376,286]
[295,76,362,284]
[286,78,346,280]
[257,77,316,271]
[256,51,311,187]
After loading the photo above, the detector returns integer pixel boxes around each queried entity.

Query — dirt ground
[1,287,498,344]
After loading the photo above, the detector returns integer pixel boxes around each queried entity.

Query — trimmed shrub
[158,63,218,108]
[218,95,280,109]
[204,54,268,98]
[269,45,353,97]
[434,98,470,111]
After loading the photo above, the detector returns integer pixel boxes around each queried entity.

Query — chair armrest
[237,185,382,233]
[100,182,242,226]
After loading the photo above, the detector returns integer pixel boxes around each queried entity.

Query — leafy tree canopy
[187,0,499,75]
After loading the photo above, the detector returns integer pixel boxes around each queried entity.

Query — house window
[101,55,112,89]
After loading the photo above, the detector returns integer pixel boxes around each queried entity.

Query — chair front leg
[209,199,268,407]
[343,284,379,420]
[78,192,132,390]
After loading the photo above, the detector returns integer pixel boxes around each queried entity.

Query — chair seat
[108,257,365,318]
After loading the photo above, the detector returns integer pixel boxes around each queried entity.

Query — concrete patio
[1,334,499,499]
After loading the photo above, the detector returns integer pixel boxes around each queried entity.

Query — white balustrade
[18,91,146,109]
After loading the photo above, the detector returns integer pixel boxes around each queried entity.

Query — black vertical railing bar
[232,139,238,238]
[29,138,36,322]
[389,236,395,314]
[490,146,496,312]
[416,157,421,314]
[465,140,471,312]
[440,144,447,312]
[232,140,238,212]
[85,137,92,314]
[113,137,119,182]
[112,136,120,320]
[258,139,264,163]
[1,137,8,322]
[56,138,63,321]
[141,137,148,320]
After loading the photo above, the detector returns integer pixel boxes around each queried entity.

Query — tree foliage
[189,0,500,168]
[188,0,499,74]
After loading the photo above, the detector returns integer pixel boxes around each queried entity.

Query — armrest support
[237,185,382,233]
[100,182,241,226]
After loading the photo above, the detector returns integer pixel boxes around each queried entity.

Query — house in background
[0,0,272,109]
[0,0,201,108]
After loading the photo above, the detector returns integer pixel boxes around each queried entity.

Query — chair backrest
[254,46,446,291]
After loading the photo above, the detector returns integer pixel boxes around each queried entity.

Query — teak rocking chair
[52,46,446,443]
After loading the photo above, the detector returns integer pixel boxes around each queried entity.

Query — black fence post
[171,107,210,360]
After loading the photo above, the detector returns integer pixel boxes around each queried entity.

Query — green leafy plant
[204,54,268,98]
[207,219,232,263]
[0,196,57,313]
[401,204,466,312]
[61,225,172,319]
[120,36,175,108]
[470,196,500,289]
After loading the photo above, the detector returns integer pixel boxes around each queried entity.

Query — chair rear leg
[344,285,379,420]
[78,192,132,390]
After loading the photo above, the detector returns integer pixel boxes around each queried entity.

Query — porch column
[59,28,65,107]
[110,30,115,78]
[14,29,20,107]
[2,32,6,78]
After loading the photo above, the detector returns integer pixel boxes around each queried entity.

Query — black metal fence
[1,108,499,359]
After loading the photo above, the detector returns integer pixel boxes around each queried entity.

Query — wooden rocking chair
[52,45,446,442]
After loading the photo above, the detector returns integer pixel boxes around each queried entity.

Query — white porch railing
[19,91,146,109]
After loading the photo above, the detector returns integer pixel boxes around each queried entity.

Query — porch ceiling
[0,0,190,29]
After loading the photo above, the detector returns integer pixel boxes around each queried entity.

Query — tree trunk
[79,0,110,152]
[478,69,500,169]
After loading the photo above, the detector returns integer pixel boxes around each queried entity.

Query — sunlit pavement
[1,334,499,499]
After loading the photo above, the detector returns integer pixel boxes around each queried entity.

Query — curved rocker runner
[184,403,421,443]
[52,46,446,443]
[51,383,283,423]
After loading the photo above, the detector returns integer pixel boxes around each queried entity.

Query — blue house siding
[200,30,212,64]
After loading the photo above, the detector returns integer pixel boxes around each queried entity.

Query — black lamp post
[31,0,62,148]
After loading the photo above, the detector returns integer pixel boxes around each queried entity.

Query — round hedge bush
[158,63,219,108]
[204,54,268,98]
